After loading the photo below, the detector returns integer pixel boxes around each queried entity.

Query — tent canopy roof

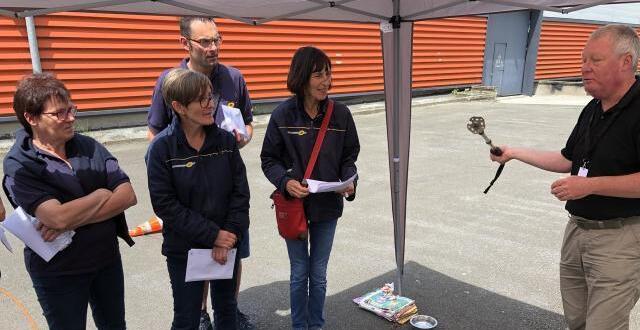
[1,0,639,24]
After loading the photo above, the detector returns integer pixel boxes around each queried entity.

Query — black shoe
[237,309,256,330]
[199,310,214,330]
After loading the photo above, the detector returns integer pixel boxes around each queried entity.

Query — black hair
[286,46,332,98]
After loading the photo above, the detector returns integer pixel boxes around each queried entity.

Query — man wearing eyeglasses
[148,17,254,145]
[146,16,255,330]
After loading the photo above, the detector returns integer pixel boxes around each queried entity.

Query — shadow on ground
[239,261,566,329]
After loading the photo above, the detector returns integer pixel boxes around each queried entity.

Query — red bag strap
[303,99,334,180]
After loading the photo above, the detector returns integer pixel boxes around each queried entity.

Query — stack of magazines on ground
[352,283,418,324]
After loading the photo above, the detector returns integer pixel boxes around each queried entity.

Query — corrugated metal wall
[413,16,486,88]
[35,13,182,113]
[536,20,601,80]
[7,14,640,117]
[217,19,383,99]
[0,18,31,117]
[0,13,486,116]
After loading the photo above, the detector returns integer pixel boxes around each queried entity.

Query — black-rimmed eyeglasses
[187,36,222,49]
[198,94,219,109]
[42,105,77,120]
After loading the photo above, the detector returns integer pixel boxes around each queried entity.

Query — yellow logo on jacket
[172,161,196,169]
[287,130,307,136]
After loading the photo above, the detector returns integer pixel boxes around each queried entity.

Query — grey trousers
[560,215,640,330]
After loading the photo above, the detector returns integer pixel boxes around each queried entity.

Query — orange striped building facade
[536,20,601,80]
[0,14,614,116]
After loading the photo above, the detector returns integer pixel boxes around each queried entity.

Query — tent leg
[381,0,412,296]
[392,19,403,296]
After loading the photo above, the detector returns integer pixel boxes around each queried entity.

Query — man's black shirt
[561,78,640,220]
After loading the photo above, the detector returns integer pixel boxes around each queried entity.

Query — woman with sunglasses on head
[146,68,249,330]
[261,46,360,330]
[2,73,137,330]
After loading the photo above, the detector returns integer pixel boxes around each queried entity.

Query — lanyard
[580,103,624,168]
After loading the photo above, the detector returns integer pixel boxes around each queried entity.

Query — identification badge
[578,167,588,177]
[578,160,589,177]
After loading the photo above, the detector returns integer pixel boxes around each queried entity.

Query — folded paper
[2,207,74,262]
[185,248,237,282]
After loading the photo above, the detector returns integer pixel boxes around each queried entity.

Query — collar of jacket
[295,95,329,121]
[169,115,221,150]
[181,57,220,81]
[604,76,640,114]
[6,129,82,175]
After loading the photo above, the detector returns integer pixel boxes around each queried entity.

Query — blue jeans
[166,253,239,330]
[285,219,338,330]
[29,258,126,330]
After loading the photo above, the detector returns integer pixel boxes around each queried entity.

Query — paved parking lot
[1,97,639,329]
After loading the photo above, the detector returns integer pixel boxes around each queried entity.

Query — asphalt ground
[1,97,639,329]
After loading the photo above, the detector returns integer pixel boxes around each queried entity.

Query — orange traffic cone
[129,217,163,237]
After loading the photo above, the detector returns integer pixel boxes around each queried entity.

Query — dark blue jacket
[261,97,360,222]
[3,129,134,276]
[146,117,250,258]
[147,60,253,134]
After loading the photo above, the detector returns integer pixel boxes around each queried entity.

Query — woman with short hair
[3,72,137,330]
[146,68,250,330]
[261,46,360,330]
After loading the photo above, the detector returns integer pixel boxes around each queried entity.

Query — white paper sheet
[185,248,237,282]
[306,173,358,193]
[0,225,12,252]
[2,207,75,262]
[217,104,249,141]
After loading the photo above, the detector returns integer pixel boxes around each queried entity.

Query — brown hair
[179,16,216,37]
[161,68,212,112]
[286,46,332,98]
[13,73,71,136]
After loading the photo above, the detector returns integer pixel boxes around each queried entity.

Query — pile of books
[353,283,418,324]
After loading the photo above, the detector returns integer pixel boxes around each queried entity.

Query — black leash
[483,163,504,194]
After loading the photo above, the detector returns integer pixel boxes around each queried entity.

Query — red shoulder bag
[271,100,334,240]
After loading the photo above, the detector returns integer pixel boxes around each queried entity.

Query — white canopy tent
[1,0,637,293]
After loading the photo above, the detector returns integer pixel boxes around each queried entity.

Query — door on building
[483,11,530,96]
[491,43,507,91]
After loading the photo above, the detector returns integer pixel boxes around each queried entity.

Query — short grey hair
[591,24,640,71]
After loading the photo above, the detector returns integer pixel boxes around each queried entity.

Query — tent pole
[25,16,41,73]
[392,0,403,296]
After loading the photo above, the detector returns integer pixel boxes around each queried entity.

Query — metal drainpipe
[25,16,42,73]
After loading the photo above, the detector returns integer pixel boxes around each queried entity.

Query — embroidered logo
[288,130,307,136]
[172,161,196,168]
